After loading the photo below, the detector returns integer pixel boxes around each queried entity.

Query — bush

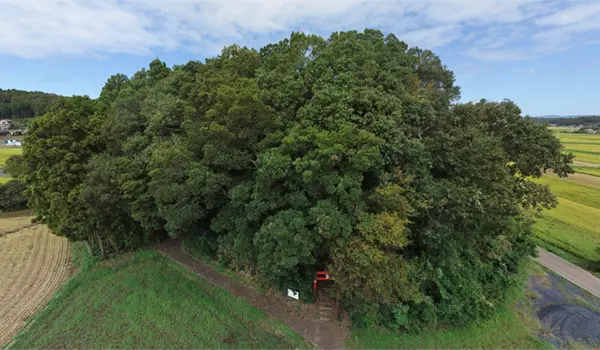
[4,154,24,177]
[0,179,27,212]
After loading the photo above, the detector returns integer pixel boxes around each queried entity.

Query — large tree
[22,29,572,328]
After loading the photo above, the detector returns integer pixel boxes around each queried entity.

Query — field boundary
[0,223,36,238]
[158,239,347,350]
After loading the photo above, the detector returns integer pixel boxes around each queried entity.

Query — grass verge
[347,308,549,349]
[7,249,309,349]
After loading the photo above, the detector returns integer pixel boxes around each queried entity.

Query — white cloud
[529,1,600,53]
[536,1,600,26]
[465,47,534,61]
[402,25,463,48]
[0,0,598,61]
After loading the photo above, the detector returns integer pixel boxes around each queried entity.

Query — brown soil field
[0,224,71,347]
[0,215,35,236]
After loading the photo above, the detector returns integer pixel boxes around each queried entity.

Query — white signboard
[287,289,299,300]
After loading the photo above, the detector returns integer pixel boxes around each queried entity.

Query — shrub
[0,179,27,212]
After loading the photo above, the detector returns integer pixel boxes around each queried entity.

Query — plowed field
[0,224,70,347]
[0,215,34,236]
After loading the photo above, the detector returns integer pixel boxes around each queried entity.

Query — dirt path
[537,247,600,299]
[546,170,600,188]
[0,225,71,347]
[158,239,347,350]
[574,160,600,167]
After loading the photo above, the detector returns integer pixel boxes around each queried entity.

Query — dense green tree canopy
[22,30,572,328]
[0,179,27,212]
[0,89,61,120]
[534,115,600,126]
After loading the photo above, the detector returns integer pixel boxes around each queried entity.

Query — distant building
[3,139,22,146]
[0,119,12,131]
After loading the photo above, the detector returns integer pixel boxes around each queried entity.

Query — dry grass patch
[0,225,71,347]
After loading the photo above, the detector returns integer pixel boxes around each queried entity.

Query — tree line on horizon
[0,89,61,121]
[18,30,572,329]
[534,115,600,127]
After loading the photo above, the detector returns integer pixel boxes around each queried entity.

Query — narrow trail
[537,247,600,299]
[158,239,347,350]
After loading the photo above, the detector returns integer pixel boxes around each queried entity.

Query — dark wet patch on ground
[527,269,600,348]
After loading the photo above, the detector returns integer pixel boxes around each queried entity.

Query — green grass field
[549,126,577,133]
[555,133,600,165]
[347,307,547,349]
[6,245,552,350]
[0,147,21,167]
[8,250,309,349]
[573,166,600,177]
[0,177,11,184]
[534,176,600,270]
[557,133,600,142]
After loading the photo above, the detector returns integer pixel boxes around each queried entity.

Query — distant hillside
[533,115,600,126]
[0,89,61,120]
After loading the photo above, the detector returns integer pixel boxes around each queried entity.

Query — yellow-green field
[573,166,600,177]
[527,130,600,270]
[0,147,22,167]
[555,133,600,165]
[549,126,577,133]
[0,177,11,184]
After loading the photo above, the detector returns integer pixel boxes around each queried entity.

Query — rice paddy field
[556,132,600,165]
[573,166,600,177]
[533,130,600,271]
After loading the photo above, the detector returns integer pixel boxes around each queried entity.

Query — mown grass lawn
[0,177,11,184]
[0,147,21,167]
[7,250,309,349]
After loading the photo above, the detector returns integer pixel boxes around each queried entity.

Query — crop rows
[0,225,71,347]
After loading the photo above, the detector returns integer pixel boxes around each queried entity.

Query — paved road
[537,247,600,299]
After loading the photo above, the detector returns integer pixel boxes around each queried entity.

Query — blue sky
[1,0,599,116]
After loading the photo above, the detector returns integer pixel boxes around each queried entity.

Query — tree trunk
[84,239,93,256]
[96,233,105,260]
[108,236,119,254]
